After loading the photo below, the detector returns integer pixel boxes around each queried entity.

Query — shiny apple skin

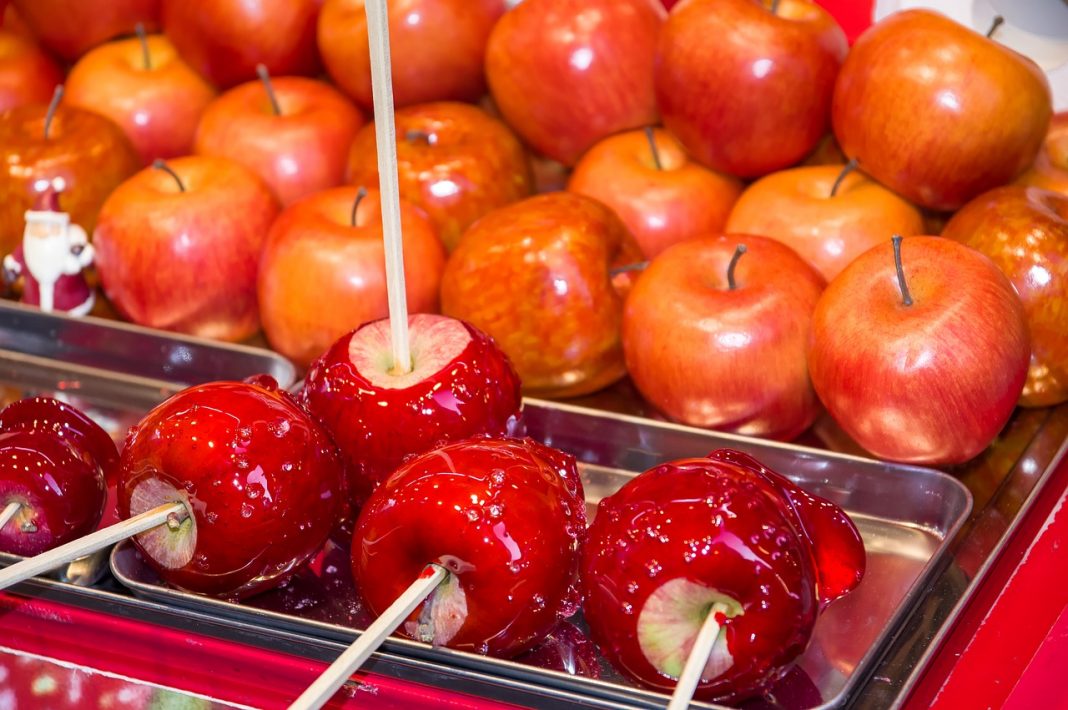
[0,396,120,482]
[65,34,217,164]
[725,164,926,281]
[301,315,522,507]
[568,128,743,259]
[319,0,505,111]
[832,9,1052,212]
[11,0,158,61]
[195,77,365,206]
[0,104,141,258]
[161,0,319,89]
[94,156,280,342]
[346,101,532,253]
[352,436,585,657]
[942,186,1068,407]
[258,186,446,367]
[624,234,825,440]
[0,30,63,112]
[656,0,847,178]
[1017,112,1068,197]
[441,193,644,398]
[485,0,664,166]
[808,237,1030,465]
[117,379,345,599]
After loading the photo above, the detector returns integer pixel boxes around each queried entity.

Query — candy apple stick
[0,502,20,531]
[0,502,184,590]
[667,602,730,710]
[289,564,448,710]
[365,0,411,375]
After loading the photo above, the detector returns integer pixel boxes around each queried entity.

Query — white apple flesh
[347,314,473,388]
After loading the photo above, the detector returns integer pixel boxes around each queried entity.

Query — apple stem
[666,601,731,710]
[726,244,747,291]
[152,159,186,192]
[830,158,859,198]
[351,186,368,227]
[256,64,282,116]
[43,85,64,140]
[0,501,20,532]
[288,564,449,710]
[769,0,781,14]
[891,235,913,307]
[610,261,649,277]
[135,22,151,70]
[644,126,663,171]
[986,15,1005,39]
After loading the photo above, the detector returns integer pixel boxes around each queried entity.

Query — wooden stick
[0,502,184,590]
[667,602,729,710]
[0,501,19,531]
[288,564,448,710]
[364,0,411,375]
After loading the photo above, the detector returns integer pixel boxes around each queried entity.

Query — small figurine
[2,181,95,316]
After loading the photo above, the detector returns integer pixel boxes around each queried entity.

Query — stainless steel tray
[110,401,972,710]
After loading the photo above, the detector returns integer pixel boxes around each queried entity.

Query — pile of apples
[0,0,1065,470]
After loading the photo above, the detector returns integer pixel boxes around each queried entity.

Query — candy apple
[441,192,643,398]
[118,377,344,599]
[319,0,505,111]
[65,33,217,163]
[808,236,1030,465]
[161,0,319,89]
[832,9,1052,211]
[0,396,119,481]
[301,314,522,506]
[195,73,364,206]
[10,0,158,61]
[93,156,280,341]
[258,186,446,366]
[582,449,864,703]
[516,622,601,677]
[346,101,532,253]
[942,186,1068,407]
[725,164,925,281]
[655,0,847,178]
[568,127,743,258]
[1017,112,1068,197]
[352,436,586,657]
[0,30,63,112]
[0,101,140,258]
[623,234,825,440]
[485,0,665,166]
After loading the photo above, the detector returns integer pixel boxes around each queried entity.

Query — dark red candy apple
[516,621,602,677]
[582,449,864,703]
[0,396,120,482]
[117,377,345,599]
[352,436,586,657]
[301,314,522,508]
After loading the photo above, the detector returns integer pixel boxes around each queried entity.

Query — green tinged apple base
[638,578,744,682]
[129,478,197,570]
[406,564,468,647]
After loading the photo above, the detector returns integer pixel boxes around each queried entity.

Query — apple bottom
[128,478,197,571]
[0,487,56,557]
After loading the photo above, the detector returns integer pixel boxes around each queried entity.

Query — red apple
[195,74,365,206]
[832,9,1052,211]
[93,156,280,341]
[65,34,217,164]
[258,186,446,366]
[352,436,585,657]
[10,0,159,61]
[0,100,141,258]
[485,0,665,166]
[582,449,863,703]
[568,127,743,258]
[0,30,63,112]
[1017,112,1068,197]
[942,186,1068,408]
[656,0,847,178]
[441,192,644,398]
[161,0,319,89]
[117,377,345,598]
[623,234,826,440]
[808,236,1030,465]
[318,0,505,111]
[346,101,532,253]
[301,314,522,507]
[725,164,926,281]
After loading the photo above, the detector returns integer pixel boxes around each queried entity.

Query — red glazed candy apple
[352,436,586,657]
[582,449,864,703]
[117,378,344,598]
[301,314,521,507]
